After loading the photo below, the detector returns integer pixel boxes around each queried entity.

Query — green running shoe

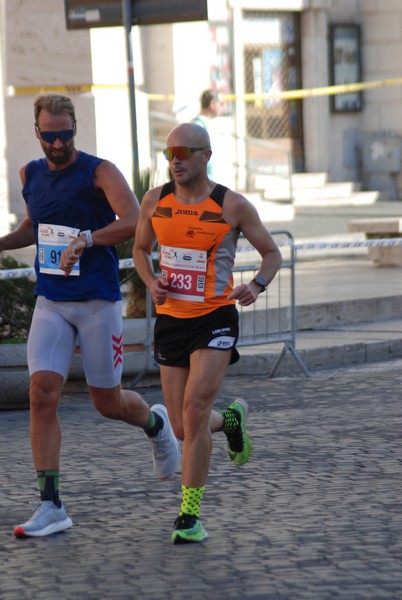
[171,514,208,544]
[226,398,252,466]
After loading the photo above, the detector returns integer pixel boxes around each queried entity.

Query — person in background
[192,88,223,179]
[0,93,180,539]
[133,122,282,544]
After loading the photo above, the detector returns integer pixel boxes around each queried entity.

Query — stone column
[2,0,95,229]
[301,5,330,174]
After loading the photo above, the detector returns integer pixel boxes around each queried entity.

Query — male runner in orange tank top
[133,122,282,543]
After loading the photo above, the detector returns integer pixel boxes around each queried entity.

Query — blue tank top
[22,151,121,301]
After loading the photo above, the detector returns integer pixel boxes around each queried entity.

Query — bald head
[167,123,211,149]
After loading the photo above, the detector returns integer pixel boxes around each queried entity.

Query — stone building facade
[1,0,401,237]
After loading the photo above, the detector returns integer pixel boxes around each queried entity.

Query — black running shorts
[154,305,240,367]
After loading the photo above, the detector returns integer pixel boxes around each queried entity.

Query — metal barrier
[234,229,308,377]
[127,287,155,388]
[128,229,309,385]
[129,234,402,382]
[5,234,402,385]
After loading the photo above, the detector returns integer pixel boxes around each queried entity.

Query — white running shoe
[147,404,180,479]
[14,501,73,538]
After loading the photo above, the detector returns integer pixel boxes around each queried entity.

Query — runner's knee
[29,372,62,413]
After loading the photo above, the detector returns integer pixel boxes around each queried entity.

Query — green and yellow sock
[37,469,61,508]
[179,485,205,519]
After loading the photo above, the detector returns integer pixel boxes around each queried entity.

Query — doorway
[243,10,304,175]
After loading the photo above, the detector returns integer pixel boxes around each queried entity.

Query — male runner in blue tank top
[0,93,180,538]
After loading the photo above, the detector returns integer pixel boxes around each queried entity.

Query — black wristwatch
[251,275,267,293]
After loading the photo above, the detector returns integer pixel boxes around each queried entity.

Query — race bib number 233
[160,245,207,302]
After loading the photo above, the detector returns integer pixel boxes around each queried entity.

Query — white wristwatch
[80,230,94,247]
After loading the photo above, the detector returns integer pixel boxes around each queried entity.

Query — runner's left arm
[225,191,282,306]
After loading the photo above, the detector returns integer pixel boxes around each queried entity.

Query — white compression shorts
[27,296,123,388]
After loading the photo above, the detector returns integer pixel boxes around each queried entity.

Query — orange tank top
[151,182,239,318]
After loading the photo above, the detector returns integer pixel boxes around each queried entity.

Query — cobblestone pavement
[1,360,402,600]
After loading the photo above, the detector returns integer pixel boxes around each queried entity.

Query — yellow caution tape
[8,84,178,101]
[8,76,402,101]
[10,84,93,95]
[227,77,402,102]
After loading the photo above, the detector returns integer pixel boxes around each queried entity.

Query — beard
[42,143,75,166]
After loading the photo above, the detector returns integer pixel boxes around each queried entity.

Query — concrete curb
[0,344,30,410]
[3,328,402,410]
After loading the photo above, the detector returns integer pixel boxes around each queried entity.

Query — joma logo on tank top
[175,209,199,215]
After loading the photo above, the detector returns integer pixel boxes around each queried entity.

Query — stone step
[3,297,402,406]
[293,181,361,199]
[295,295,402,330]
[291,172,329,188]
[102,293,402,385]
[253,171,389,206]
[246,193,295,222]
[293,190,386,207]
[254,172,329,192]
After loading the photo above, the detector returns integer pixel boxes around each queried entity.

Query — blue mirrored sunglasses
[36,127,75,144]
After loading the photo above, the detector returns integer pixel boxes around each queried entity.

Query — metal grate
[242,10,304,173]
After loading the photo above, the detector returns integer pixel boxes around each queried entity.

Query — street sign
[64,0,208,29]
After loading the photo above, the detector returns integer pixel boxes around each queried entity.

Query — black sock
[37,470,61,508]
[143,411,163,437]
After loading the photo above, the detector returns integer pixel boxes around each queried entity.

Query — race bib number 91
[160,245,207,302]
[38,223,80,276]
